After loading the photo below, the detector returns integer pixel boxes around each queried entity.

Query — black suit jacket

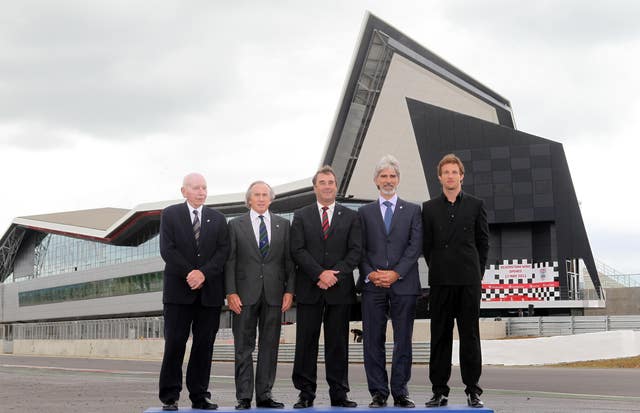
[422,192,489,286]
[290,203,362,305]
[357,198,422,295]
[160,202,230,306]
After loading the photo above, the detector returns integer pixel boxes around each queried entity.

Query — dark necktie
[258,215,269,257]
[321,206,330,240]
[383,201,393,234]
[193,210,201,245]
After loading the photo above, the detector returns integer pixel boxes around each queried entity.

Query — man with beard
[357,155,422,408]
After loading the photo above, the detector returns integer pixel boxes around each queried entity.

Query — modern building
[0,13,603,327]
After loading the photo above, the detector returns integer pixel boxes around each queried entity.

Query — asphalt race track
[1,354,639,412]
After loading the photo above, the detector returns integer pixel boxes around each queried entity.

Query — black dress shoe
[236,399,251,410]
[293,398,313,409]
[331,398,357,408]
[393,395,415,408]
[425,393,448,408]
[162,401,178,411]
[257,398,285,408]
[467,392,484,408]
[192,397,218,410]
[368,393,387,408]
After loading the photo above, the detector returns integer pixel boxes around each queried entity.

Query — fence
[505,315,640,337]
[3,315,640,341]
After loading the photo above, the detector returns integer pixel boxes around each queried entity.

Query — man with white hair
[357,155,423,408]
[159,173,230,411]
[225,181,295,410]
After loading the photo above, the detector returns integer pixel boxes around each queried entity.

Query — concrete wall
[251,319,506,345]
[585,287,640,315]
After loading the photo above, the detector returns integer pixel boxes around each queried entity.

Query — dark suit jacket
[224,212,296,306]
[160,202,230,306]
[290,203,361,305]
[357,198,423,295]
[422,192,489,286]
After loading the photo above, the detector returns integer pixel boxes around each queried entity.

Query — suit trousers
[232,292,282,401]
[362,287,417,398]
[292,301,350,402]
[159,302,221,404]
[429,284,482,396]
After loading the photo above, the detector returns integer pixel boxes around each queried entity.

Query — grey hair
[245,180,275,208]
[374,155,400,179]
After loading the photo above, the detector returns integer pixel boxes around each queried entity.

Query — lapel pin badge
[276,224,280,228]
[399,205,403,209]
[338,211,342,215]
[206,219,211,223]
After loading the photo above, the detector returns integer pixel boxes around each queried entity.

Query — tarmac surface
[1,354,639,413]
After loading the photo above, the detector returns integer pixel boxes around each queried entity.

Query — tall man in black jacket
[158,173,230,411]
[290,165,361,408]
[422,154,489,409]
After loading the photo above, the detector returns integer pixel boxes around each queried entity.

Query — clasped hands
[368,269,400,288]
[316,269,339,290]
[186,269,205,290]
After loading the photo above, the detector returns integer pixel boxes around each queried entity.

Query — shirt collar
[250,209,269,220]
[186,202,203,217]
[439,191,463,203]
[317,201,335,211]
[378,194,398,206]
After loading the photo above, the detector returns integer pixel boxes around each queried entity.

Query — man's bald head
[181,173,208,208]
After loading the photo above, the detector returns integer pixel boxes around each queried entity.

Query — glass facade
[33,224,160,278]
[26,204,365,281]
[19,271,163,306]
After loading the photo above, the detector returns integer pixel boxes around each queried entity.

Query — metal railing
[4,315,640,342]
[505,315,640,337]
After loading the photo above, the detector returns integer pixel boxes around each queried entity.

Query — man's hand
[372,269,400,288]
[186,269,205,290]
[317,279,330,290]
[227,293,243,314]
[282,293,293,312]
[318,270,339,288]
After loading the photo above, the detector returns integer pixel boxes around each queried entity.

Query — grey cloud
[0,1,241,145]
[442,0,640,47]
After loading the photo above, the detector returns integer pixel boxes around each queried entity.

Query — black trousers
[159,302,221,404]
[292,301,350,402]
[429,284,482,396]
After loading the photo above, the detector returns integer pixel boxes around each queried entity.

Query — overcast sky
[1,1,638,273]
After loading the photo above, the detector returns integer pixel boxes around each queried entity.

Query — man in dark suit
[290,165,361,408]
[225,181,295,410]
[159,173,230,411]
[422,154,489,409]
[357,155,422,408]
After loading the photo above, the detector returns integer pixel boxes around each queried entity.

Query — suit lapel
[239,213,263,260]
[267,212,281,258]
[182,202,198,249]
[327,203,349,239]
[388,198,405,235]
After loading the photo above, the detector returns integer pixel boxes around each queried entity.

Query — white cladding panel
[345,54,499,203]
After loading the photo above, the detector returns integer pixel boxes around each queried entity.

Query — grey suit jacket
[224,211,296,306]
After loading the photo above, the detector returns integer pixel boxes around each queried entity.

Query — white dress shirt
[316,202,336,225]
[187,203,204,224]
[250,209,271,245]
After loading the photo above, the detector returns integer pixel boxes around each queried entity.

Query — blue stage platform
[144,407,494,412]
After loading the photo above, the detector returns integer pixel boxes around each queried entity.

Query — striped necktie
[258,215,269,257]
[193,210,201,245]
[321,206,330,240]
